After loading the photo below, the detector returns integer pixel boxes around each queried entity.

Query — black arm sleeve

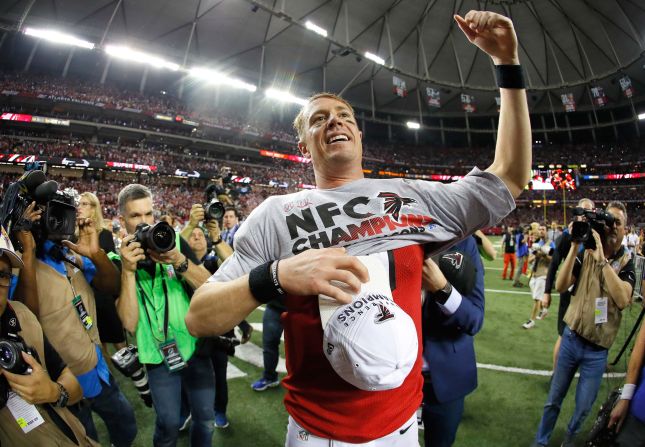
[99,229,116,254]
[43,335,66,382]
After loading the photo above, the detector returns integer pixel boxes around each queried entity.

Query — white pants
[285,413,419,446]
[529,276,546,300]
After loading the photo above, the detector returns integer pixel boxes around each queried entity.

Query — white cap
[0,226,23,269]
[319,255,418,391]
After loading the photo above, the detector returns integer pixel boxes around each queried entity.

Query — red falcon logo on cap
[378,192,416,221]
[375,303,395,324]
[442,252,463,269]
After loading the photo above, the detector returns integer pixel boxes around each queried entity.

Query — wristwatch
[55,382,69,408]
[429,282,453,305]
[213,237,223,245]
[174,257,189,274]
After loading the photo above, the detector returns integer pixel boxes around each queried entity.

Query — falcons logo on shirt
[378,192,416,221]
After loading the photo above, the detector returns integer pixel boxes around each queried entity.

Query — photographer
[77,192,126,363]
[541,198,594,370]
[533,201,636,447]
[113,184,215,446]
[17,194,136,446]
[0,228,94,446]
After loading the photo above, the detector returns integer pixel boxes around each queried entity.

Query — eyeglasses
[0,271,14,287]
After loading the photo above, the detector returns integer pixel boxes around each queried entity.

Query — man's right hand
[120,234,146,272]
[276,247,370,304]
[541,292,551,308]
[188,204,205,228]
[608,399,630,433]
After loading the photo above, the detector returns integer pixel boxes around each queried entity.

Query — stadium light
[365,52,385,66]
[305,21,328,38]
[189,67,257,92]
[105,45,180,71]
[639,112,645,120]
[265,88,307,106]
[406,121,421,130]
[24,27,95,50]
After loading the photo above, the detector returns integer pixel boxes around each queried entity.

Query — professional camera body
[0,337,36,374]
[0,167,77,247]
[131,222,176,269]
[571,207,615,250]
[0,337,38,409]
[111,345,152,407]
[213,335,241,356]
[203,184,225,222]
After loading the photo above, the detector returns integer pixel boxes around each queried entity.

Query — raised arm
[455,11,531,198]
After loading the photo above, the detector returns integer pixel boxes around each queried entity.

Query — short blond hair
[293,92,356,142]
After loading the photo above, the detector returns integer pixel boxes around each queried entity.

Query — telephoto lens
[111,345,153,407]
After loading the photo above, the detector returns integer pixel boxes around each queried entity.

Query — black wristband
[495,64,526,89]
[249,261,285,304]
[213,237,223,245]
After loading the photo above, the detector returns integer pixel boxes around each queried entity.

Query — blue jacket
[422,236,485,403]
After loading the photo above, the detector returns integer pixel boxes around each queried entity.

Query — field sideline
[96,237,642,446]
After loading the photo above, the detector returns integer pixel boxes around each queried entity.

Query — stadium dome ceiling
[2,0,645,116]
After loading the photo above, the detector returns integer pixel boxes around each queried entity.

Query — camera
[203,184,225,221]
[111,345,152,407]
[0,168,77,246]
[0,338,35,374]
[570,208,615,250]
[132,222,176,253]
[0,337,36,408]
[213,335,241,356]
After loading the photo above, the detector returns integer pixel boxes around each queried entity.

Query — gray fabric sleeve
[409,168,515,238]
[208,199,274,283]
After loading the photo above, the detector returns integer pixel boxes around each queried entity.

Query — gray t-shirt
[211,168,514,282]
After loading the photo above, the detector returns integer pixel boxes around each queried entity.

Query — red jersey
[282,245,424,443]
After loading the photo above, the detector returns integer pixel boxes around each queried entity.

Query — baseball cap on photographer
[0,226,24,269]
[319,254,417,391]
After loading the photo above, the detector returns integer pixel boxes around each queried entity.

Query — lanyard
[136,266,170,343]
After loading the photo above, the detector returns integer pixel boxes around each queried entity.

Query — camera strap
[136,267,170,344]
[0,304,22,340]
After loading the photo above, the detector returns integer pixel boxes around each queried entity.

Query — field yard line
[485,288,532,295]
[235,340,288,374]
[486,267,503,270]
[239,325,624,378]
[227,363,247,379]
[476,362,625,378]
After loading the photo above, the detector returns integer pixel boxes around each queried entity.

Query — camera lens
[206,201,225,221]
[0,342,16,370]
[152,227,174,251]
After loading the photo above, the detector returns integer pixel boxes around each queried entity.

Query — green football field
[96,237,643,446]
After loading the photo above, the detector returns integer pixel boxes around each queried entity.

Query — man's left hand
[63,217,100,259]
[454,11,519,65]
[0,352,59,405]
[148,247,185,268]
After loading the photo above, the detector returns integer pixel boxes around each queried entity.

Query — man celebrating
[188,10,530,446]
[114,185,215,447]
